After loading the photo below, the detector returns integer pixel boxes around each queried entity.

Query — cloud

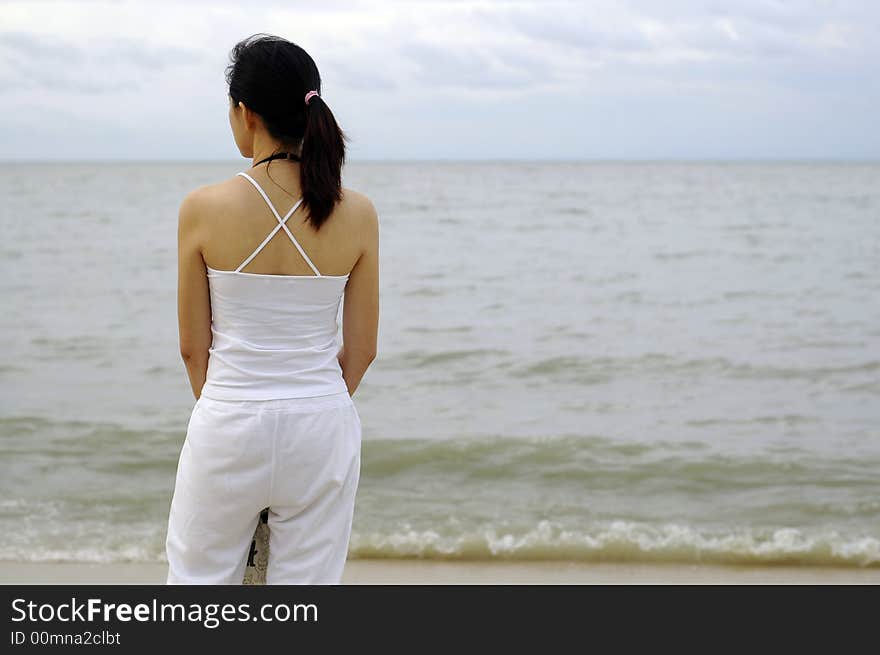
[489,1,878,68]
[0,29,208,95]
[0,0,877,159]
[500,6,653,54]
[323,58,399,92]
[398,39,547,91]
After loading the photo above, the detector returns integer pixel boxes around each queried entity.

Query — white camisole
[199,171,351,401]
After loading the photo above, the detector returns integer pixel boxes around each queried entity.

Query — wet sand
[2,559,879,584]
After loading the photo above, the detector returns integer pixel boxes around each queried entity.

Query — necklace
[253,151,301,167]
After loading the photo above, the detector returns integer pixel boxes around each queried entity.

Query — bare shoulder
[179,179,228,213]
[181,178,377,232]
[178,176,242,225]
[191,176,242,208]
[177,183,213,236]
[341,187,379,230]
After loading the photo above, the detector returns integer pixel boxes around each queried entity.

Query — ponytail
[300,92,350,231]
[225,33,351,231]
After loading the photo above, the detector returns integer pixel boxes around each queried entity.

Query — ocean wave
[349,520,880,567]
[5,520,875,568]
[509,352,880,383]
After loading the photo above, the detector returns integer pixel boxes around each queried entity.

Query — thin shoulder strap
[234,171,322,276]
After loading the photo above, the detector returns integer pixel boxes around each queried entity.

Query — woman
[165,33,379,584]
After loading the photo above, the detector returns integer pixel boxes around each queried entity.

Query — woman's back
[194,167,374,401]
[201,167,365,277]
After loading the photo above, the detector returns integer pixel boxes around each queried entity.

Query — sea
[1,160,878,567]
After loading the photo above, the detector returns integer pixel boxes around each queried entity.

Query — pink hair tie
[304,89,319,106]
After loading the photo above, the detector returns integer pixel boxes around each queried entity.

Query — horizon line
[1,156,879,164]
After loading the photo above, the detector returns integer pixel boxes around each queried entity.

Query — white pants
[165,391,361,584]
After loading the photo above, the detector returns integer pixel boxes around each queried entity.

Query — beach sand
[2,559,879,584]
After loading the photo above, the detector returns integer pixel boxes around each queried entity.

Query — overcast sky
[1,0,878,161]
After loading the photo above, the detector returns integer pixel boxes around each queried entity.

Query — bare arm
[339,197,379,396]
[177,189,212,400]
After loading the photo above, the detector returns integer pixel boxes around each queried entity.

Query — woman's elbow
[346,346,377,366]
[179,344,207,362]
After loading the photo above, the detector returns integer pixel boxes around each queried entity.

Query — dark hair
[225,33,349,230]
